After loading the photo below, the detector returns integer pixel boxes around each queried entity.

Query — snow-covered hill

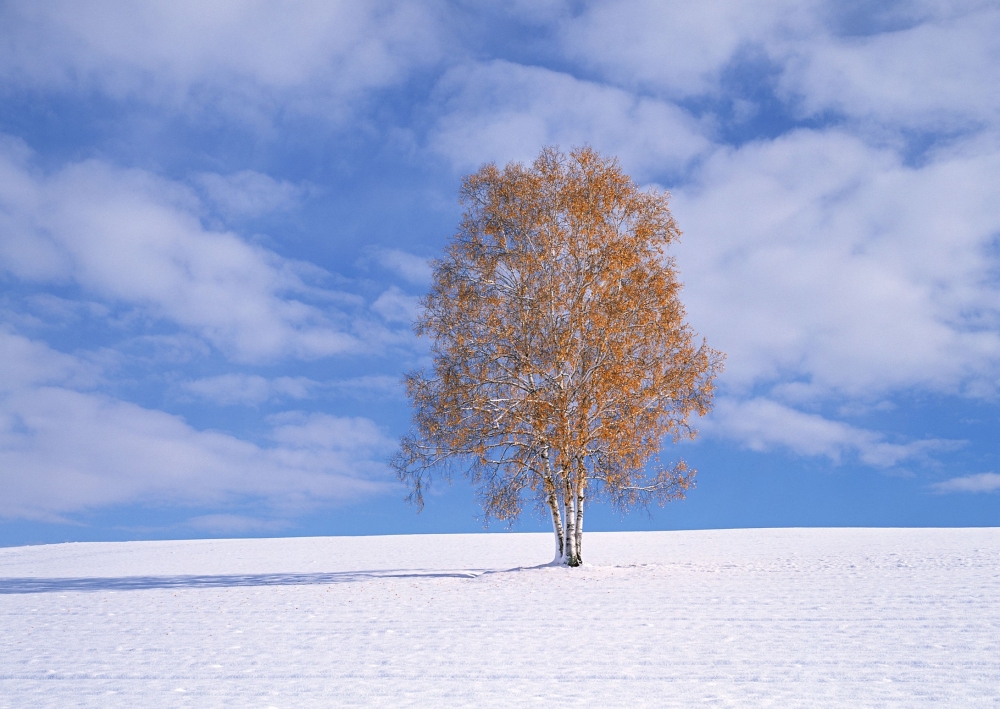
[2,528,998,707]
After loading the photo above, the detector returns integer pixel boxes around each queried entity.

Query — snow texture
[1,528,998,707]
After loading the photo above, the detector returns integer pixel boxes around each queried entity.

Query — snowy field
[1,528,998,708]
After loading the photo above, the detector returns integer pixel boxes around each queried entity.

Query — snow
[2,528,998,707]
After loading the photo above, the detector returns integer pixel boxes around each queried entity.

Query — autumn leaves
[392,147,722,565]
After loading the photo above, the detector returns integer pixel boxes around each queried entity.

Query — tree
[391,146,723,566]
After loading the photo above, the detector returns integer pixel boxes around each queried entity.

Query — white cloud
[181,373,405,406]
[930,472,1000,494]
[2,0,997,499]
[557,1,999,136]
[22,293,111,323]
[0,333,396,522]
[557,0,818,97]
[706,397,960,467]
[671,129,1000,398]
[267,411,392,451]
[181,374,317,407]
[779,5,1000,130]
[0,0,445,121]
[328,375,403,400]
[0,139,366,362]
[427,60,710,178]
[488,0,571,24]
[193,170,306,219]
[0,329,100,392]
[375,248,433,285]
[371,286,422,324]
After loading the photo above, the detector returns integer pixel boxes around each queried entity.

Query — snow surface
[1,528,998,707]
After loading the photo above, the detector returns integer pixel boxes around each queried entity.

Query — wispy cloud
[427,60,710,178]
[373,248,432,286]
[558,0,818,97]
[930,472,1000,494]
[0,329,101,391]
[180,373,404,407]
[371,286,422,324]
[0,0,446,122]
[0,140,371,362]
[181,374,318,407]
[780,6,1000,129]
[0,385,395,522]
[328,375,403,400]
[706,397,962,468]
[0,333,396,522]
[193,170,308,220]
[557,1,1000,133]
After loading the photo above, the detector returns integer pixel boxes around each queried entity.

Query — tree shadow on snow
[0,569,490,594]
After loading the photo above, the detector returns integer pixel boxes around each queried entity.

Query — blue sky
[1,0,998,545]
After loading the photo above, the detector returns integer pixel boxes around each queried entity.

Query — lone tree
[392,146,723,566]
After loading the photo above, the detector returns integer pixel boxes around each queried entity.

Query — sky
[1,0,998,546]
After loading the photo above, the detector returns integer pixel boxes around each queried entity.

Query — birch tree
[391,147,723,566]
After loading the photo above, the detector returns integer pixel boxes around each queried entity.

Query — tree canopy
[392,146,723,565]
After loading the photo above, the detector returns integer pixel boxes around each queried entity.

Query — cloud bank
[0,331,395,522]
[0,138,380,362]
[2,0,999,528]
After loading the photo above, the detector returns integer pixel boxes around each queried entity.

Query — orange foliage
[391,147,723,565]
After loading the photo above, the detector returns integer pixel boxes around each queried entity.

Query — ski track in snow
[1,528,998,708]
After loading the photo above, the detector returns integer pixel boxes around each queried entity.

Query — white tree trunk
[575,486,585,564]
[547,491,564,563]
[563,481,580,566]
[543,453,565,564]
